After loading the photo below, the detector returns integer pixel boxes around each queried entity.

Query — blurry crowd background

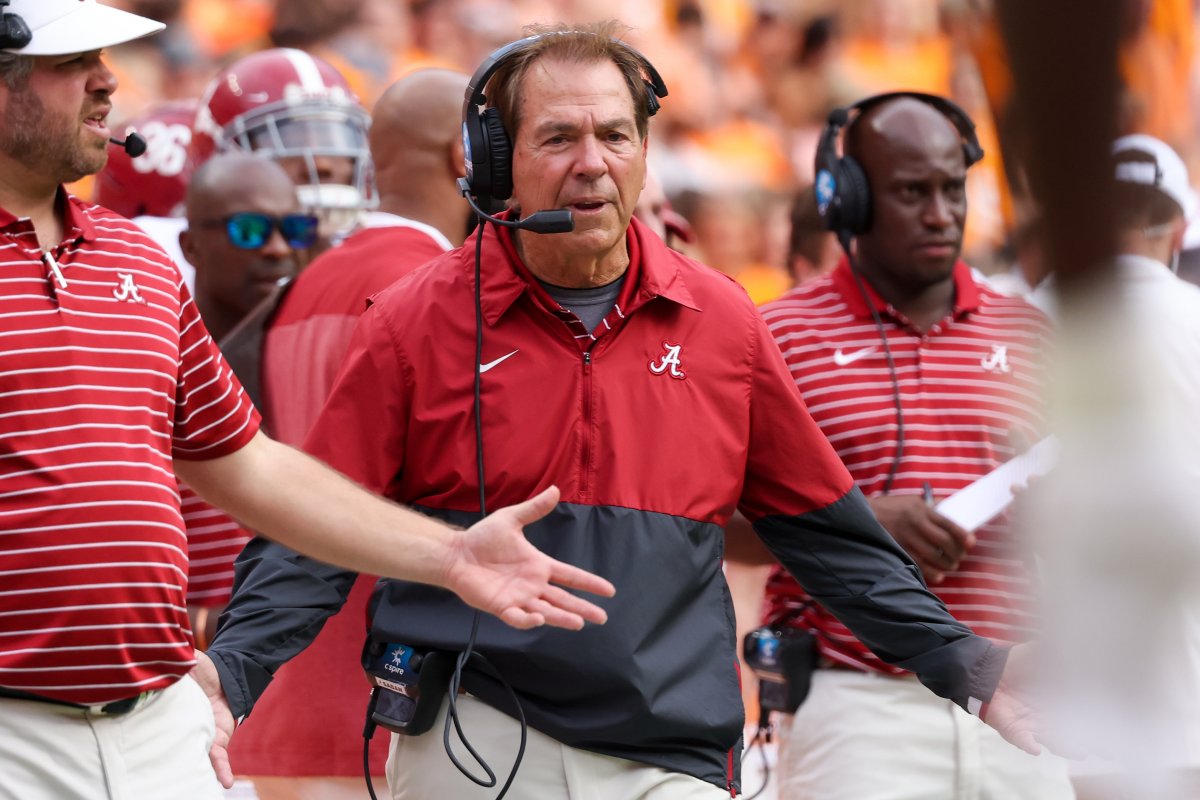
[86,0,1196,303]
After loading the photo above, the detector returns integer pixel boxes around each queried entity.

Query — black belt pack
[362,639,455,736]
[743,626,819,714]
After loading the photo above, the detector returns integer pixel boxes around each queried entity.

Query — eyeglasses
[198,212,320,250]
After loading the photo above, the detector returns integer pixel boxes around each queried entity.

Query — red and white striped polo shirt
[0,191,259,705]
[760,259,1049,673]
[180,485,250,606]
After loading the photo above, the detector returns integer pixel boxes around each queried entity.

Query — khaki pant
[777,669,1075,800]
[0,676,222,800]
[387,694,731,800]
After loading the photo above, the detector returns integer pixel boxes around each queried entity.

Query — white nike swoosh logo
[479,349,519,373]
[832,346,875,366]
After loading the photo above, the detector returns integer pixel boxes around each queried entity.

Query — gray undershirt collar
[538,275,626,333]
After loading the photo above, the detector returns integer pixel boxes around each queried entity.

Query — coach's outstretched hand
[443,485,615,630]
[983,643,1047,756]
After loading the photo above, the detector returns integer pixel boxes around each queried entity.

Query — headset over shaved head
[814,92,982,246]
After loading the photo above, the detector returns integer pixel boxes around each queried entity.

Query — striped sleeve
[171,280,259,459]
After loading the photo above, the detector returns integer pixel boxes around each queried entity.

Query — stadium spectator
[786,183,840,285]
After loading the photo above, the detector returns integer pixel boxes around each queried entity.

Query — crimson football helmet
[95,99,197,219]
[192,48,375,240]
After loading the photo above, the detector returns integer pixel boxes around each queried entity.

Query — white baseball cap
[1112,133,1198,221]
[1,0,164,56]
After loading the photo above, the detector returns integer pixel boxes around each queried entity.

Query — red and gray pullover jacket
[209,218,1006,794]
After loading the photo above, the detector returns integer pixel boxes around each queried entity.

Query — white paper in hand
[935,436,1059,531]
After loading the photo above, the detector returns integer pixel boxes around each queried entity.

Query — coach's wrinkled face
[509,56,647,264]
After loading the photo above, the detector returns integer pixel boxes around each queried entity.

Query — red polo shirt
[0,192,259,705]
[760,259,1049,672]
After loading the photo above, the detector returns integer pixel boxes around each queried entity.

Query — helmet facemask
[220,99,376,242]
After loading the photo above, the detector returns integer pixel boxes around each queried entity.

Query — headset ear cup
[482,108,513,201]
[962,141,984,168]
[839,156,872,235]
[463,110,490,198]
[645,81,661,118]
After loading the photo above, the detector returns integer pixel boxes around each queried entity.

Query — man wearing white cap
[1111,134,1197,272]
[1030,134,1200,798]
[1102,133,1200,466]
[0,3,615,798]
[1027,134,1197,317]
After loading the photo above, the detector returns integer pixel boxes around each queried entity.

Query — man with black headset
[201,23,1053,800]
[744,95,1072,798]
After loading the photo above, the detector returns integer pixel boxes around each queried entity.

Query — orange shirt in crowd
[183,0,272,58]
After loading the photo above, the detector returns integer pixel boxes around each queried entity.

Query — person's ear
[450,134,466,180]
[179,227,198,266]
[1171,215,1188,253]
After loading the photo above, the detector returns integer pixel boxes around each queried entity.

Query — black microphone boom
[510,208,573,235]
[457,178,574,234]
[110,132,148,159]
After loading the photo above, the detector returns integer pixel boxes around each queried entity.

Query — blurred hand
[869,495,975,583]
[443,486,616,630]
[190,650,236,789]
[985,643,1046,756]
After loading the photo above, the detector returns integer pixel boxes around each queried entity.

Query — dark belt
[0,685,150,715]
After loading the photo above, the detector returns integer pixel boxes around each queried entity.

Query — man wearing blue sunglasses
[177,152,317,662]
[180,153,316,344]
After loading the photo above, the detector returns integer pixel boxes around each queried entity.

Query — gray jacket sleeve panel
[752,485,1009,710]
[206,536,359,719]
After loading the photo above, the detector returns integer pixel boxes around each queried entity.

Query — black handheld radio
[363,639,455,736]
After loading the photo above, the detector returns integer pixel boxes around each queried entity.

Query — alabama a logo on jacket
[649,342,686,380]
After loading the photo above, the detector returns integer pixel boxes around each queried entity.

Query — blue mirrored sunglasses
[217,212,320,250]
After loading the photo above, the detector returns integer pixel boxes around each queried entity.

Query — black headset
[461,33,669,203]
[0,0,31,50]
[814,91,983,243]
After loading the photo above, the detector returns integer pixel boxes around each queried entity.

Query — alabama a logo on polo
[113,273,146,304]
[649,342,686,380]
[980,344,1011,374]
